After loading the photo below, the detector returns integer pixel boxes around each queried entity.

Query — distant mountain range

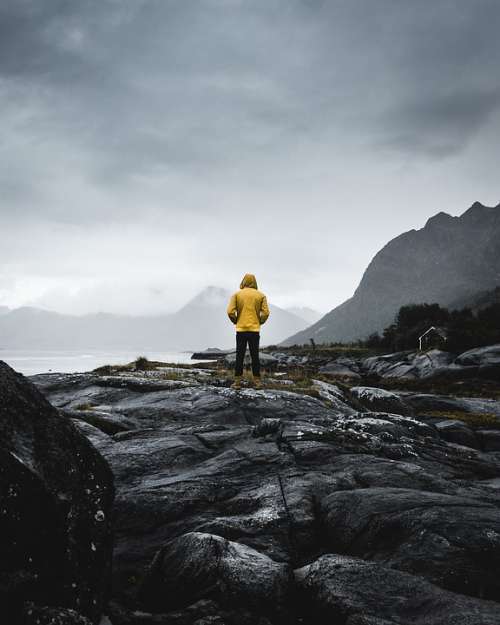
[283,201,500,345]
[0,286,317,351]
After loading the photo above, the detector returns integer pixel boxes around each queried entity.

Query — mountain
[0,306,143,350]
[163,286,313,349]
[0,287,311,351]
[449,286,500,312]
[285,306,322,325]
[0,306,10,316]
[283,201,500,345]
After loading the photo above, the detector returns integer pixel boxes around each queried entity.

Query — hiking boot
[253,377,262,389]
[231,376,242,390]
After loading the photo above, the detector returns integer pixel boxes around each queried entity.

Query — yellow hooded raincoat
[227,274,270,332]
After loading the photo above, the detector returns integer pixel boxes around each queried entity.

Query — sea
[0,349,204,376]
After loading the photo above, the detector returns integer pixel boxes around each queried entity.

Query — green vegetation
[74,402,96,411]
[77,413,123,435]
[264,344,381,358]
[259,381,321,399]
[359,373,500,399]
[134,355,151,370]
[93,359,201,375]
[364,301,500,352]
[420,410,500,429]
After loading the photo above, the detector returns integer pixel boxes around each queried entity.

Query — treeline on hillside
[364,302,500,353]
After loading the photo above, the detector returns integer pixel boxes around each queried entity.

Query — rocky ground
[0,361,114,625]
[260,343,500,383]
[12,345,499,625]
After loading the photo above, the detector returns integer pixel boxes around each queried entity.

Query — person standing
[227,273,270,389]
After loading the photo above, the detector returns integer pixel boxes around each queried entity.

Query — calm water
[0,349,202,376]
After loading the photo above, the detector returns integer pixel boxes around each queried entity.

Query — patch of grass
[92,365,114,375]
[262,344,383,358]
[156,361,203,370]
[93,359,207,376]
[420,410,500,429]
[93,363,132,375]
[134,356,151,370]
[157,371,189,382]
[211,367,322,398]
[77,413,123,435]
[261,382,321,399]
[363,375,500,400]
[74,402,96,411]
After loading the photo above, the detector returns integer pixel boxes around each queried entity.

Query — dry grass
[365,376,500,400]
[73,402,96,411]
[258,382,321,399]
[93,359,207,375]
[420,410,500,429]
[263,345,381,358]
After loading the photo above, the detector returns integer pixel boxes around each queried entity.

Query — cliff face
[284,201,500,345]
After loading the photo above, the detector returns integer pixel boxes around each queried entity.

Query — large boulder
[361,349,465,380]
[405,393,500,422]
[362,351,417,379]
[455,344,500,380]
[456,344,500,367]
[140,532,290,617]
[311,379,358,414]
[318,487,500,600]
[434,419,480,449]
[319,363,361,378]
[295,554,500,625]
[411,349,456,377]
[0,361,114,624]
[478,430,500,452]
[350,386,414,416]
[360,345,500,382]
[319,357,361,379]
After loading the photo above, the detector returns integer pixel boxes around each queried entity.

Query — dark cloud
[3,1,500,178]
[1,1,500,313]
[378,88,500,156]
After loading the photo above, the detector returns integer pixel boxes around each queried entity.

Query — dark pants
[235,331,260,377]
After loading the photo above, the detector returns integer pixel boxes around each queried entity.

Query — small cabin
[418,326,448,351]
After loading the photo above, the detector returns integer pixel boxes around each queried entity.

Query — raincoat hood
[240,274,258,289]
[228,275,269,331]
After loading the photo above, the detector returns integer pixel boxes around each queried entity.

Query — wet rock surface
[140,531,290,617]
[456,344,500,373]
[349,386,415,416]
[312,344,500,382]
[30,367,500,625]
[295,555,500,625]
[22,604,94,625]
[0,361,114,625]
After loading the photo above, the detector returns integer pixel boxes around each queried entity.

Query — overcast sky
[1,0,500,316]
